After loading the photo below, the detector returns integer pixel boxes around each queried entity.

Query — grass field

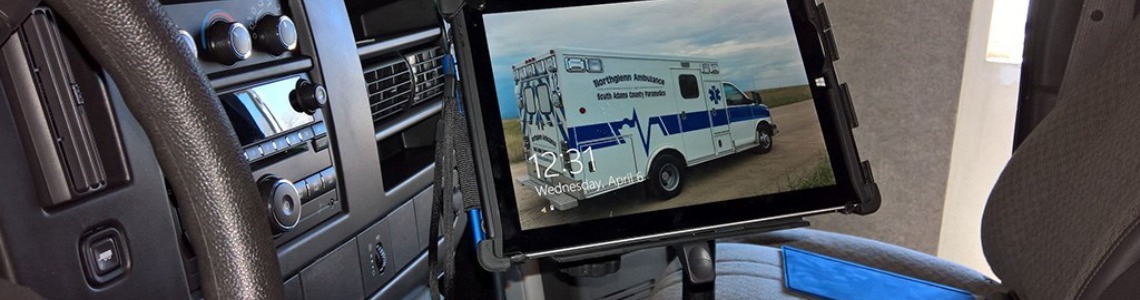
[503,120,526,163]
[791,154,836,191]
[752,84,813,108]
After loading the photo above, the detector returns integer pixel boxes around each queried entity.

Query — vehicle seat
[652,243,810,299]
[657,6,1140,300]
[652,232,1006,299]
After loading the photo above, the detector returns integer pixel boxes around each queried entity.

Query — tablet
[455,0,879,265]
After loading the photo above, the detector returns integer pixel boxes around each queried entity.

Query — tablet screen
[483,0,837,231]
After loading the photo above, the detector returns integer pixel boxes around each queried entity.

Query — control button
[305,177,321,197]
[260,176,302,233]
[374,242,389,275]
[176,29,198,58]
[253,15,298,55]
[274,137,290,151]
[294,179,309,201]
[320,168,337,191]
[314,173,328,194]
[311,136,330,152]
[244,146,264,162]
[258,143,276,157]
[299,127,315,140]
[81,227,128,285]
[91,239,120,274]
[312,122,327,137]
[205,20,252,65]
[290,79,327,114]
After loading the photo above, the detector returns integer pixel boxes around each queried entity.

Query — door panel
[519,75,567,178]
[706,80,732,155]
[724,83,756,147]
[671,69,714,162]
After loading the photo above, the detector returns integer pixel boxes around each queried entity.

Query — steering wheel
[41,0,284,298]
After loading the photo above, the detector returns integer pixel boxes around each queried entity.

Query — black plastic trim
[208,57,313,90]
[375,98,443,141]
[369,251,429,300]
[357,28,442,61]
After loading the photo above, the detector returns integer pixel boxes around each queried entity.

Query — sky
[484,0,809,119]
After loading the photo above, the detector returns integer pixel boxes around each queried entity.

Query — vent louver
[363,45,445,124]
[407,47,445,106]
[364,57,413,123]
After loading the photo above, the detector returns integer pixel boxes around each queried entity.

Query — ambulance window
[524,85,537,114]
[724,84,746,105]
[537,84,552,113]
[679,75,699,99]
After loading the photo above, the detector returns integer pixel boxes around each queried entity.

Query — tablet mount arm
[550,240,717,299]
[675,241,717,300]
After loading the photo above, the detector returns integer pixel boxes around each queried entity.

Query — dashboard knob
[260,176,302,233]
[253,15,298,56]
[374,243,389,275]
[175,29,198,58]
[204,20,252,65]
[290,79,327,114]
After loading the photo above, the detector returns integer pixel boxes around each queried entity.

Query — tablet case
[460,0,881,269]
[782,246,975,300]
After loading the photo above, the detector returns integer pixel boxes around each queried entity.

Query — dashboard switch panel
[160,1,299,74]
[356,199,423,295]
[357,216,395,294]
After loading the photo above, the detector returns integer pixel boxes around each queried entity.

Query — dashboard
[0,0,445,298]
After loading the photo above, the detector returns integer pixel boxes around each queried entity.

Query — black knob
[260,176,302,233]
[290,80,327,114]
[176,29,198,58]
[253,15,298,56]
[374,243,388,275]
[205,21,252,65]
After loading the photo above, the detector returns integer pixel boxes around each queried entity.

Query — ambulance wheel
[647,153,685,200]
[754,125,774,154]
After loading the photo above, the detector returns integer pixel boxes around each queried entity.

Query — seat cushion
[652,243,811,299]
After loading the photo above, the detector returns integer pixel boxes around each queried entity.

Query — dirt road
[513,100,830,229]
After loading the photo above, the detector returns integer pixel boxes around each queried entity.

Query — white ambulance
[513,48,777,210]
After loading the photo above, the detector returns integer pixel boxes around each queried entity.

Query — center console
[157,0,445,298]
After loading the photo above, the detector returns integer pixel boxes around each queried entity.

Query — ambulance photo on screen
[484,0,836,230]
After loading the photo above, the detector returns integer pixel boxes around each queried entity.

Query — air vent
[407,47,445,106]
[364,57,413,123]
[2,8,129,207]
[364,45,445,124]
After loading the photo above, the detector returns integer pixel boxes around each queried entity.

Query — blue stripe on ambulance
[567,105,771,155]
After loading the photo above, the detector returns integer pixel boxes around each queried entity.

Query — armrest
[726,229,1010,298]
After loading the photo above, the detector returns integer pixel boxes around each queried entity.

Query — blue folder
[782,246,975,300]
